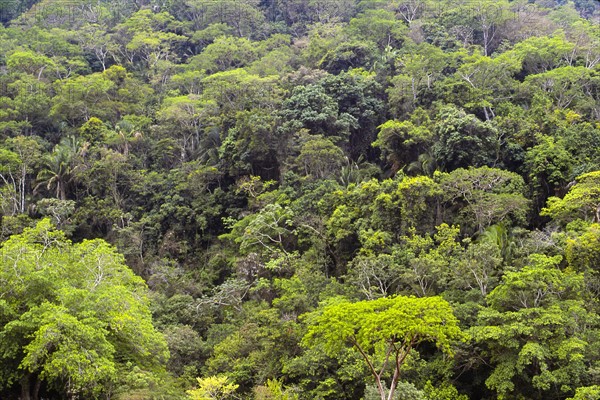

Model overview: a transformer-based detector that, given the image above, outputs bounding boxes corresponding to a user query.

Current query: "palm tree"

[109,120,142,157]
[35,137,87,200]
[407,152,437,177]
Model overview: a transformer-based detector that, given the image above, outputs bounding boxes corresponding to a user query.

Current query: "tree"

[157,94,218,163]
[221,202,296,265]
[431,106,498,171]
[0,136,43,215]
[374,116,433,175]
[35,137,86,201]
[187,375,238,400]
[50,65,152,127]
[302,295,465,400]
[187,36,259,74]
[454,238,503,298]
[254,379,299,400]
[395,175,441,233]
[78,23,113,71]
[346,9,407,50]
[181,0,266,38]
[525,135,573,213]
[0,73,53,136]
[471,254,600,400]
[279,83,356,145]
[567,386,600,400]
[0,219,168,400]
[390,43,449,116]
[111,9,185,72]
[565,223,600,299]
[438,166,529,234]
[542,171,600,224]
[511,33,575,75]
[295,135,345,180]
[525,66,597,115]
[398,224,462,297]
[453,51,521,120]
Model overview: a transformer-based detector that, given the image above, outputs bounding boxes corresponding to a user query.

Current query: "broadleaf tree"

[302,295,466,400]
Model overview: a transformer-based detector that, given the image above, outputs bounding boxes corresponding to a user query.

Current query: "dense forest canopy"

[0,0,599,398]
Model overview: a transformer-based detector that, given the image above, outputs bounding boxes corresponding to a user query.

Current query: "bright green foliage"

[0,219,168,399]
[203,306,303,392]
[157,94,218,163]
[565,223,600,300]
[542,171,600,224]
[452,51,521,118]
[347,9,406,50]
[0,139,38,216]
[438,166,529,234]
[396,176,441,233]
[50,65,152,126]
[472,254,599,399]
[511,33,576,74]
[454,238,503,298]
[35,136,85,201]
[187,375,238,400]
[115,9,185,70]
[390,43,449,116]
[374,119,433,173]
[525,66,597,114]
[303,296,466,400]
[254,379,299,400]
[221,202,296,263]
[566,386,600,400]
[6,49,56,80]
[184,0,266,38]
[0,73,53,136]
[399,224,462,296]
[525,135,573,208]
[565,223,600,271]
[280,83,356,143]
[422,381,468,400]
[189,36,259,74]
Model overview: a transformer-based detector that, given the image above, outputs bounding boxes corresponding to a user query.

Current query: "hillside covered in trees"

[0,0,599,398]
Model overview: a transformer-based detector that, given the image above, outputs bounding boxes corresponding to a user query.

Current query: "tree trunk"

[20,374,32,400]
[375,375,386,400]
[32,377,41,400]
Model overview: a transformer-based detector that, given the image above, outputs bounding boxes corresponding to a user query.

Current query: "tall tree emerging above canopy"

[0,219,168,400]
[302,295,466,400]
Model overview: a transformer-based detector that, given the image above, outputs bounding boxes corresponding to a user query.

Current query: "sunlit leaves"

[0,220,168,398]
[303,295,465,400]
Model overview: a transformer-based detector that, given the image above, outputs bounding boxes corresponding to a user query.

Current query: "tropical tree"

[35,137,86,201]
[471,254,600,400]
[438,166,529,234]
[542,170,600,224]
[0,219,168,400]
[303,295,465,400]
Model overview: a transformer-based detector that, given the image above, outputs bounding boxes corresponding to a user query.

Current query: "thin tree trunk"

[20,374,32,400]
[32,377,41,400]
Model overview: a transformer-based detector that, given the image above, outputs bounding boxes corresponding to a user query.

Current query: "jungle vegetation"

[0,0,599,399]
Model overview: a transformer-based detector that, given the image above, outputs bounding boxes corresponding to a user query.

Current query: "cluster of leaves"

[0,0,599,399]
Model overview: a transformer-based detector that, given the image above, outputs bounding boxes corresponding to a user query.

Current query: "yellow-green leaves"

[187,375,239,400]
[542,171,600,224]
[0,219,168,399]
[302,295,465,400]
[472,254,597,399]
